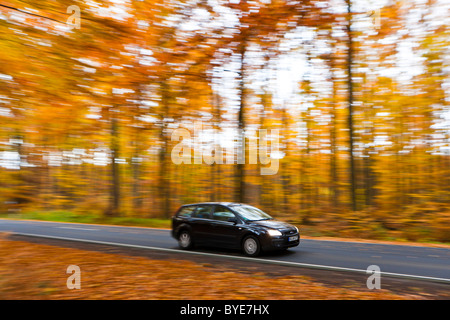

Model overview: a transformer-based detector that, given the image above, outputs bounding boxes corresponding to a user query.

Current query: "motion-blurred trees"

[0,0,449,242]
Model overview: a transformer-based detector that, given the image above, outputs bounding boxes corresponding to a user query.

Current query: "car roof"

[181,202,245,207]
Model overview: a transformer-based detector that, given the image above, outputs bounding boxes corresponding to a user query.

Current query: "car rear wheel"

[242,235,261,257]
[178,230,193,250]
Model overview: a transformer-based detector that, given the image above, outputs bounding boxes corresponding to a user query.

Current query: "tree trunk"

[158,79,171,218]
[236,39,247,203]
[105,115,120,217]
[346,0,357,211]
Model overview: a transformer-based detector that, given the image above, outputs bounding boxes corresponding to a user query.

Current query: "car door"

[208,205,242,248]
[189,204,214,243]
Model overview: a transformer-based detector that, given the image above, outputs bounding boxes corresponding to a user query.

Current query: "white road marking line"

[58,227,98,231]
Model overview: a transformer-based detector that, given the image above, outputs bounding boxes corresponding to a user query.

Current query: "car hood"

[247,219,294,230]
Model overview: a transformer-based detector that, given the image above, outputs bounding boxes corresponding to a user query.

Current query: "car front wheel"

[242,235,261,257]
[178,230,193,250]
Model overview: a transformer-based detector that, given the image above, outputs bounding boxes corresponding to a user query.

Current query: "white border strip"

[9,232,450,285]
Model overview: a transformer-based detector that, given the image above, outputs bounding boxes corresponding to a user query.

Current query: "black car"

[171,202,300,256]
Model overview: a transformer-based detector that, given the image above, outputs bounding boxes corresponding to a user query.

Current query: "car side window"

[192,205,213,219]
[177,206,196,218]
[212,206,236,222]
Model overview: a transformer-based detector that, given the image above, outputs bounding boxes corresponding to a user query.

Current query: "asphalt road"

[0,218,449,283]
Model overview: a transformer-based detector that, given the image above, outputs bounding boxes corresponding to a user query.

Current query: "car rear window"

[177,206,196,217]
[192,205,213,219]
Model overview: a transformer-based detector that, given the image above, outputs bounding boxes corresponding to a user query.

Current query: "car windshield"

[231,205,273,221]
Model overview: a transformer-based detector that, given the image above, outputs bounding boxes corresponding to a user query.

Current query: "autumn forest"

[0,0,449,242]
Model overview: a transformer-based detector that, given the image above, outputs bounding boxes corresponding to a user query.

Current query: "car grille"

[281,228,297,236]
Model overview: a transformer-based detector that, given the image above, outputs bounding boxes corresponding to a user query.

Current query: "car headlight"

[294,226,299,233]
[267,229,282,237]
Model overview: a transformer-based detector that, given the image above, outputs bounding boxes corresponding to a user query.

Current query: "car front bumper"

[261,233,300,251]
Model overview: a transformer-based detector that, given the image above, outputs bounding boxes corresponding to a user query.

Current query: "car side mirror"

[228,217,238,224]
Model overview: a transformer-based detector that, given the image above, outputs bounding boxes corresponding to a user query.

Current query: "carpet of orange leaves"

[0,234,415,300]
